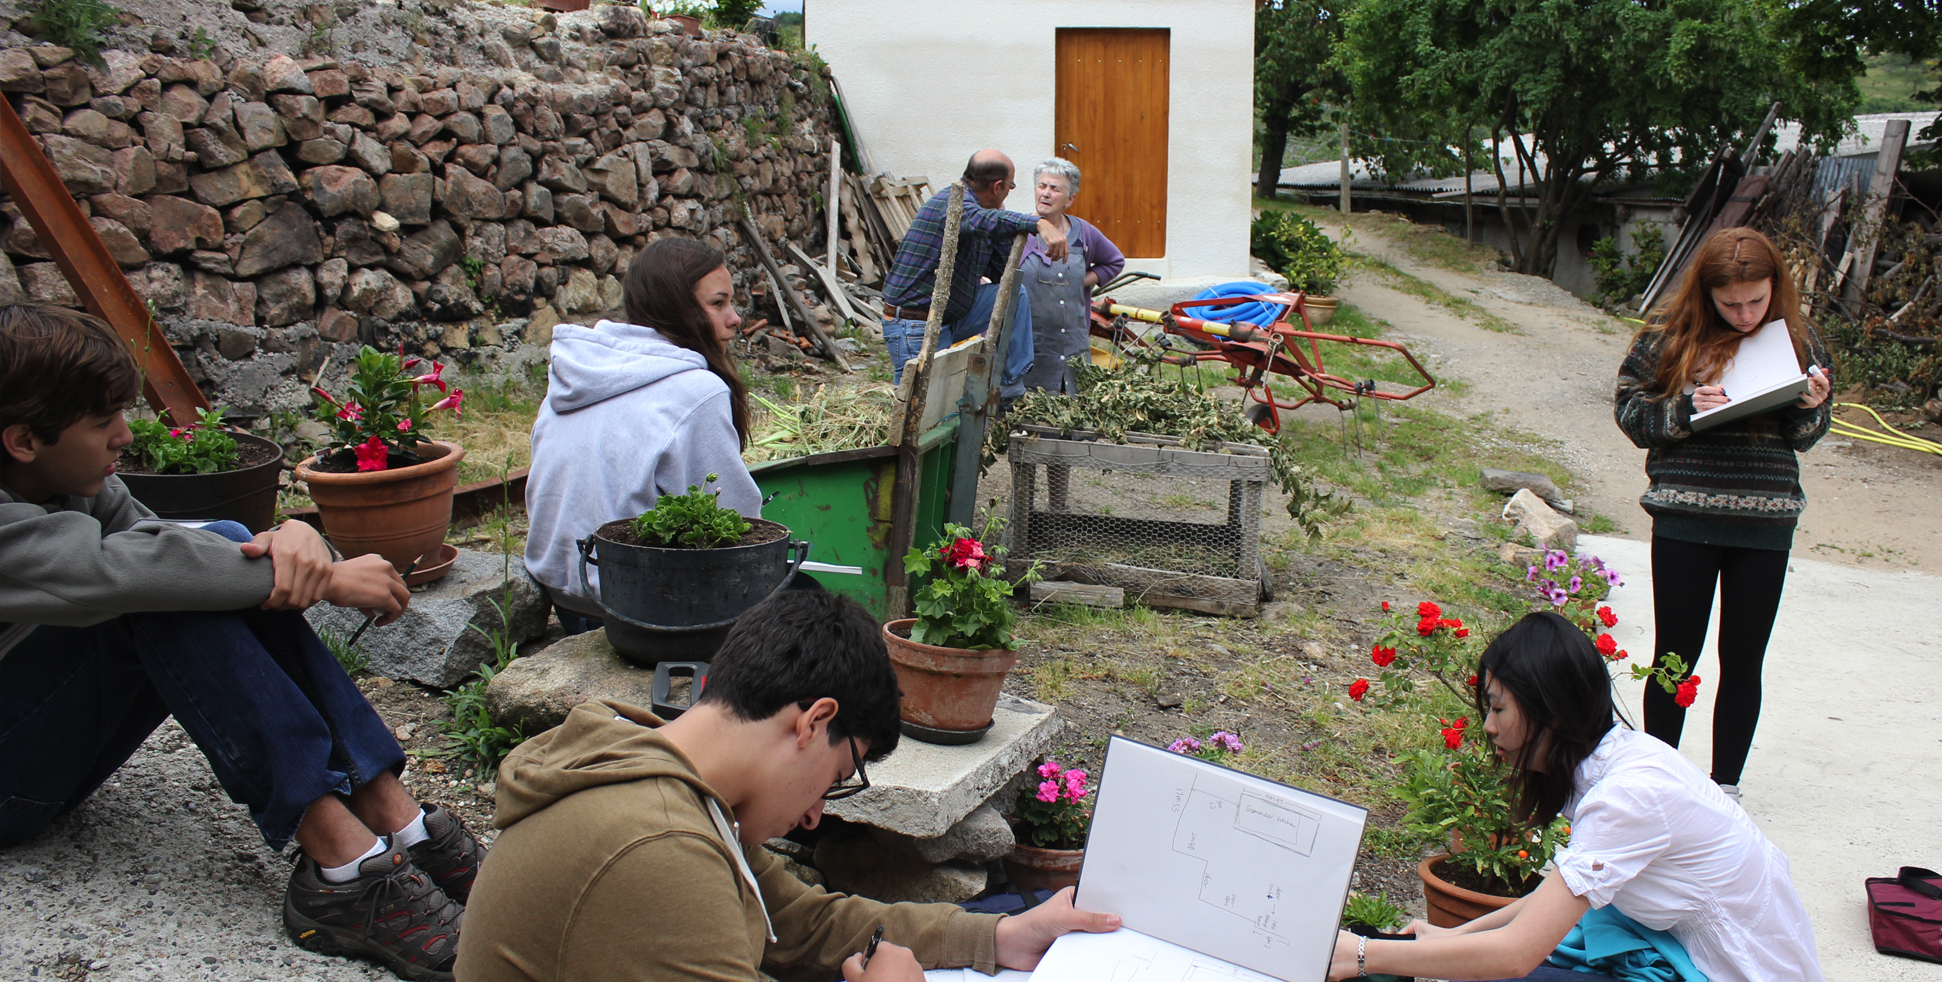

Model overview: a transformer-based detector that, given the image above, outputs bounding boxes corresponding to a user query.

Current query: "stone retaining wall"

[0,7,837,413]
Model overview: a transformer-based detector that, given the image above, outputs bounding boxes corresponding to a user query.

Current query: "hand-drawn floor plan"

[1168,781,1327,949]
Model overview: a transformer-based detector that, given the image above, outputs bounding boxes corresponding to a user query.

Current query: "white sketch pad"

[1029,928,1282,982]
[1689,319,1808,431]
[1068,737,1368,982]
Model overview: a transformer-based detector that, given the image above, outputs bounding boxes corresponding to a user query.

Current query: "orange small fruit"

[1517,850,1529,859]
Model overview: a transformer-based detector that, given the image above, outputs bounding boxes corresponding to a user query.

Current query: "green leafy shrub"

[1250,211,1346,295]
[31,0,122,67]
[631,474,752,548]
[125,407,241,474]
[902,522,1039,650]
[707,0,762,28]
[308,345,462,471]
[1588,223,1665,306]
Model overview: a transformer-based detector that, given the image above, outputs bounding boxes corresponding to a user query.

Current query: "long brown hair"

[621,237,750,447]
[1638,227,1810,397]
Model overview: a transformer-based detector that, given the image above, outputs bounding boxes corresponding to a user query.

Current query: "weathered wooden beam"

[1030,580,1125,608]
[1843,118,1911,307]
[736,216,852,372]
[0,93,206,424]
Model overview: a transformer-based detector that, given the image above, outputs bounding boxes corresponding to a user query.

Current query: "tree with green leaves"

[1775,0,1942,163]
[1255,0,1353,199]
[1341,0,1858,276]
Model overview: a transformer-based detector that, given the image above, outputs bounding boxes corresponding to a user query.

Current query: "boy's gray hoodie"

[0,475,273,660]
[524,320,760,613]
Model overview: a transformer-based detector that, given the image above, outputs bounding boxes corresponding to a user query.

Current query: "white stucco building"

[807,1,1255,281]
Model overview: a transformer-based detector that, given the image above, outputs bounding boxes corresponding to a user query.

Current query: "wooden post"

[885,184,964,617]
[1338,121,1351,215]
[826,138,842,276]
[945,232,1027,529]
[1842,118,1910,307]
[0,93,206,423]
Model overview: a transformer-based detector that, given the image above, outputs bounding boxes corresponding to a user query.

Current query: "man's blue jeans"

[0,521,404,850]
[883,281,1034,399]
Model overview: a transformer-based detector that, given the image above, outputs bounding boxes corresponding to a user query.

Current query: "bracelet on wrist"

[1357,935,1368,977]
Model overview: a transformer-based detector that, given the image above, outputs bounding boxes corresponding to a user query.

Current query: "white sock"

[319,837,389,884]
[392,810,430,850]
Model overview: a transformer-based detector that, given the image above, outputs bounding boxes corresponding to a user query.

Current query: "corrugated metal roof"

[1772,112,1935,159]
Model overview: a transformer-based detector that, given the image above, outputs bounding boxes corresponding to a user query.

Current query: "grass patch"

[423,369,545,487]
[1351,255,1518,334]
[1255,195,1502,275]
[320,627,368,675]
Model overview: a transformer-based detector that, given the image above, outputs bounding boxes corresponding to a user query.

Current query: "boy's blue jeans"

[0,521,404,851]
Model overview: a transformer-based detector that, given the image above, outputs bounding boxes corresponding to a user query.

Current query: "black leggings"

[1642,536,1790,786]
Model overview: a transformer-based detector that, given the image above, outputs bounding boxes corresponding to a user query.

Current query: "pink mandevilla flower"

[354,436,389,472]
[336,401,363,422]
[1036,780,1061,804]
[397,419,412,432]
[412,362,448,393]
[430,389,464,416]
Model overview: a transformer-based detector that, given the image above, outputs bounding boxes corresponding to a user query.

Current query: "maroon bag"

[1867,866,1942,963]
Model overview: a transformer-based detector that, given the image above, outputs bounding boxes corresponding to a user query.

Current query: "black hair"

[621,236,751,446]
[0,304,140,468]
[697,590,903,761]
[962,152,1011,192]
[1472,611,1616,826]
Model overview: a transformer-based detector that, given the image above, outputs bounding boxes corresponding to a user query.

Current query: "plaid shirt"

[882,187,1040,322]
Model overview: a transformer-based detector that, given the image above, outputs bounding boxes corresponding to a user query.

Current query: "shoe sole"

[284,896,456,982]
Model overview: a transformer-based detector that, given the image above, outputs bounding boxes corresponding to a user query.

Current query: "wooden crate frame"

[1006,428,1271,616]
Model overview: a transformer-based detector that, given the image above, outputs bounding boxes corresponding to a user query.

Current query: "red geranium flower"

[1416,616,1439,637]
[1465,674,1478,687]
[1348,678,1369,702]
[354,436,389,472]
[1455,627,1470,639]
[1595,633,1618,657]
[1441,726,1463,750]
[1597,605,1618,628]
[1417,601,1441,619]
[1380,601,1390,611]
[942,537,987,570]
[1370,644,1397,668]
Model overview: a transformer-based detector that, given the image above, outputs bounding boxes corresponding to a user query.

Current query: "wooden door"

[1055,29,1169,258]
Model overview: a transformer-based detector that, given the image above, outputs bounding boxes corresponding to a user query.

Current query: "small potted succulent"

[884,522,1040,744]
[294,345,466,584]
[1006,759,1093,892]
[116,407,285,533]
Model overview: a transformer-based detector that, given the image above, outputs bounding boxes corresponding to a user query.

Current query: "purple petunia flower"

[1569,576,1583,593]
[1526,565,1538,581]
[1546,550,1569,571]
[1549,587,1569,606]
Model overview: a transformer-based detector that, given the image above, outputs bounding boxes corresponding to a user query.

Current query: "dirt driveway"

[1322,210,1942,572]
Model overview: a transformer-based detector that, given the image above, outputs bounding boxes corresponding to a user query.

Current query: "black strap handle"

[1899,867,1942,901]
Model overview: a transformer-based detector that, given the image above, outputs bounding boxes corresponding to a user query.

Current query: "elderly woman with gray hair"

[1018,157,1125,395]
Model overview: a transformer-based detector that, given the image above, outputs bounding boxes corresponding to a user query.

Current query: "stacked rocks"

[0,11,837,413]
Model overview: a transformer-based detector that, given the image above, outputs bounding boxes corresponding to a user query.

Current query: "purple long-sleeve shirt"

[1022,215,1125,284]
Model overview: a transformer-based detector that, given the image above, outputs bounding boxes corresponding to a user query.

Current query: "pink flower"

[1036,780,1061,804]
[169,428,183,438]
[942,537,987,570]
[1038,760,1062,779]
[336,400,363,422]
[1167,736,1202,754]
[412,362,448,393]
[402,357,422,371]
[396,418,413,432]
[429,389,464,416]
[354,436,389,472]
[1210,732,1244,754]
[310,386,336,406]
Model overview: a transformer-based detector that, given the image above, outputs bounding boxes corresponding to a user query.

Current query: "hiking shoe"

[284,843,462,981]
[406,803,487,905]
[1718,783,1744,802]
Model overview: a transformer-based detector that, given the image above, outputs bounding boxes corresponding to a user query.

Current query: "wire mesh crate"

[1005,425,1273,616]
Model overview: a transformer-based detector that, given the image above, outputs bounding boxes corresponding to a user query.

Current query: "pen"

[861,925,884,969]
[346,553,424,647]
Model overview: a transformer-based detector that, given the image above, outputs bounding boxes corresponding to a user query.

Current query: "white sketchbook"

[1690,319,1809,432]
[1033,737,1368,982]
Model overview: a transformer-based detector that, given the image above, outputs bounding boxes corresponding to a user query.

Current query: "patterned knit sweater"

[1613,330,1831,551]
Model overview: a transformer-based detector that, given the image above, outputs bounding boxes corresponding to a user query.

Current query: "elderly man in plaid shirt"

[879,150,1069,393]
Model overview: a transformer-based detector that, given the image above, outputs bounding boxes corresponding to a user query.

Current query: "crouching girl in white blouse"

[1330,611,1822,982]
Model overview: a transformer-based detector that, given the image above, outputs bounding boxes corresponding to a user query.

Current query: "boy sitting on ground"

[455,589,1119,981]
[0,304,485,982]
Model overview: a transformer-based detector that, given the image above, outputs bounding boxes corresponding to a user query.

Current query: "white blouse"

[1553,727,1823,982]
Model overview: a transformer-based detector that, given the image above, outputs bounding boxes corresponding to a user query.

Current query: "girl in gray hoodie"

[525,238,761,625]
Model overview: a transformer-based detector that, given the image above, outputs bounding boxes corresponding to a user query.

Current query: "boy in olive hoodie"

[0,305,484,981]
[456,590,1120,982]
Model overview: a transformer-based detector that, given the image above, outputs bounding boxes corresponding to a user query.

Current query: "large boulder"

[305,549,547,689]
[233,201,324,277]
[1503,488,1578,552]
[486,629,661,736]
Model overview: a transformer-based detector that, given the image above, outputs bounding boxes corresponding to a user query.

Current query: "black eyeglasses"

[822,737,870,801]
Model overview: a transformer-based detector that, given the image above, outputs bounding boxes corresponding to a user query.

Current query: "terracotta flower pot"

[667,13,702,36]
[1417,853,1517,928]
[295,441,463,585]
[1005,842,1084,892]
[1302,295,1339,327]
[881,618,1016,743]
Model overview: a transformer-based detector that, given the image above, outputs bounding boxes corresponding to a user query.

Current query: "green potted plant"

[1006,759,1093,891]
[578,474,805,664]
[1340,891,1415,982]
[1249,211,1346,325]
[885,522,1041,744]
[116,407,286,533]
[294,345,466,585]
